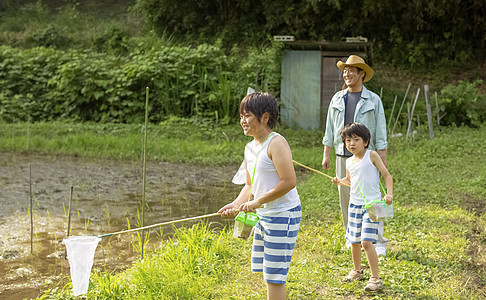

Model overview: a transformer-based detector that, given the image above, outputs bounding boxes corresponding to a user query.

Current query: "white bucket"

[62,236,101,296]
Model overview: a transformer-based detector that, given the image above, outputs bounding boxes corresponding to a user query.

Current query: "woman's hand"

[218,202,239,218]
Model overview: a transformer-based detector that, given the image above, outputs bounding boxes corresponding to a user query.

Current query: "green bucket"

[233,211,259,240]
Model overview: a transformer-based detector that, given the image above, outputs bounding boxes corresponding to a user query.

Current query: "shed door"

[320,56,347,128]
[281,50,321,130]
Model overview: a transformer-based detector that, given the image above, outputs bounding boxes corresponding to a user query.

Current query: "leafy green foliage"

[0,42,282,123]
[134,0,485,69]
[439,80,485,127]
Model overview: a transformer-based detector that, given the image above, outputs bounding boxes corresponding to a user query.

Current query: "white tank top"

[245,132,300,215]
[346,150,381,205]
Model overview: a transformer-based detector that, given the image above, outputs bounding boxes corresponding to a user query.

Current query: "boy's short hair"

[340,122,371,148]
[239,92,278,129]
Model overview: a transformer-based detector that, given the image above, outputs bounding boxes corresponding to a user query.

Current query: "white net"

[62,236,101,296]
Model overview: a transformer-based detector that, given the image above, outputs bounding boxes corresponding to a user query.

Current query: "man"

[322,55,388,255]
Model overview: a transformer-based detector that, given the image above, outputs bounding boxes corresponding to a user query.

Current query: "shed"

[280,38,370,130]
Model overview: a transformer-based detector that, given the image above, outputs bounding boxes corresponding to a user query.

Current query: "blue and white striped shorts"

[347,203,379,244]
[251,205,301,285]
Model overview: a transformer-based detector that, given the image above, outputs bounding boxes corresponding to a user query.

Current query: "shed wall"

[280,50,321,130]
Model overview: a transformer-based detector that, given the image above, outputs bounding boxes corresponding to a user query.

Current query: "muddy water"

[0,153,243,299]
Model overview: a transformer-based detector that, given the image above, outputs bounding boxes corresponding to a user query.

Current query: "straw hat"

[337,55,374,82]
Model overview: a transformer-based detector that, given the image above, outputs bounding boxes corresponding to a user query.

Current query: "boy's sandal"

[343,269,364,282]
[364,277,383,291]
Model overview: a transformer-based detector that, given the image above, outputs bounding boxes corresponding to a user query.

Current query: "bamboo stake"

[434,91,440,125]
[30,165,33,254]
[67,186,73,237]
[387,95,398,134]
[141,87,149,259]
[424,84,434,140]
[392,83,411,134]
[406,88,420,139]
[65,186,73,259]
[28,114,33,254]
[292,160,350,187]
[98,212,221,238]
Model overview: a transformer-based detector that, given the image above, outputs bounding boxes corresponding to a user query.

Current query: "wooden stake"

[141,87,149,259]
[30,165,33,254]
[67,186,73,237]
[388,95,398,134]
[28,114,33,254]
[435,91,440,125]
[406,88,420,139]
[392,83,411,134]
[424,85,434,140]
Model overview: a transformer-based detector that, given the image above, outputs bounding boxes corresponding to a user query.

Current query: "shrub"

[438,80,485,127]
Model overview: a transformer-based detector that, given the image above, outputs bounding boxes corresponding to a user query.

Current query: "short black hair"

[239,92,278,129]
[340,122,371,148]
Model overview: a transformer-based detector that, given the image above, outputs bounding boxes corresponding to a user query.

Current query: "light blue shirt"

[322,86,387,155]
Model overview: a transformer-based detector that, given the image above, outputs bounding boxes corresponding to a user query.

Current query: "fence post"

[435,91,440,125]
[387,95,397,135]
[392,83,411,135]
[406,88,420,140]
[424,85,434,140]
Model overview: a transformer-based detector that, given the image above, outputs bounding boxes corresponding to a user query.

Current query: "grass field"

[2,121,484,299]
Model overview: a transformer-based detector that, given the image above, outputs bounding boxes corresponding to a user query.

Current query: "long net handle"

[98,212,220,238]
[292,160,350,187]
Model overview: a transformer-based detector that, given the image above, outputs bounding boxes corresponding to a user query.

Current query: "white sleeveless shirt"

[346,149,381,205]
[244,132,300,215]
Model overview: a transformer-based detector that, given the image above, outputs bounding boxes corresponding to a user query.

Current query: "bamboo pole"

[65,186,73,259]
[98,212,221,238]
[424,84,434,140]
[292,160,350,187]
[30,165,33,254]
[28,114,33,254]
[435,91,440,125]
[141,87,149,259]
[392,83,411,134]
[387,95,398,134]
[406,88,420,139]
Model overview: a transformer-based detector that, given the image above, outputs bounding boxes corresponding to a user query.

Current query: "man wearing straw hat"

[321,55,388,255]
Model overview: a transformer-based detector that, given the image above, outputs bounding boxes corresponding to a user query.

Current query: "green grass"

[8,121,485,299]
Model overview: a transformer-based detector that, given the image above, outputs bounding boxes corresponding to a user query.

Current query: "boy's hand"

[332,177,340,185]
[218,203,239,218]
[383,194,393,205]
[239,200,259,213]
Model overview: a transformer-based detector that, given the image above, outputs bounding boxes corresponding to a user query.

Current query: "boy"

[218,92,301,300]
[332,122,393,291]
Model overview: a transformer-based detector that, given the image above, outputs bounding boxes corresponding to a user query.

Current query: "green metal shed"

[280,39,370,130]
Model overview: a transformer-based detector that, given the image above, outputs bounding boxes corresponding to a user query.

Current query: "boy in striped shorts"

[219,92,301,300]
[332,123,393,291]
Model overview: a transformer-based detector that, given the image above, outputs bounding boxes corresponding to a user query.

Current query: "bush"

[0,42,282,123]
[438,80,485,127]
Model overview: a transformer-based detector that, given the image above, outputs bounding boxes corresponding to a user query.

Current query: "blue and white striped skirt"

[251,205,301,284]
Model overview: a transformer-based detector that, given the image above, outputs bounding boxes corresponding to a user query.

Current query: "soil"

[0,152,242,299]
